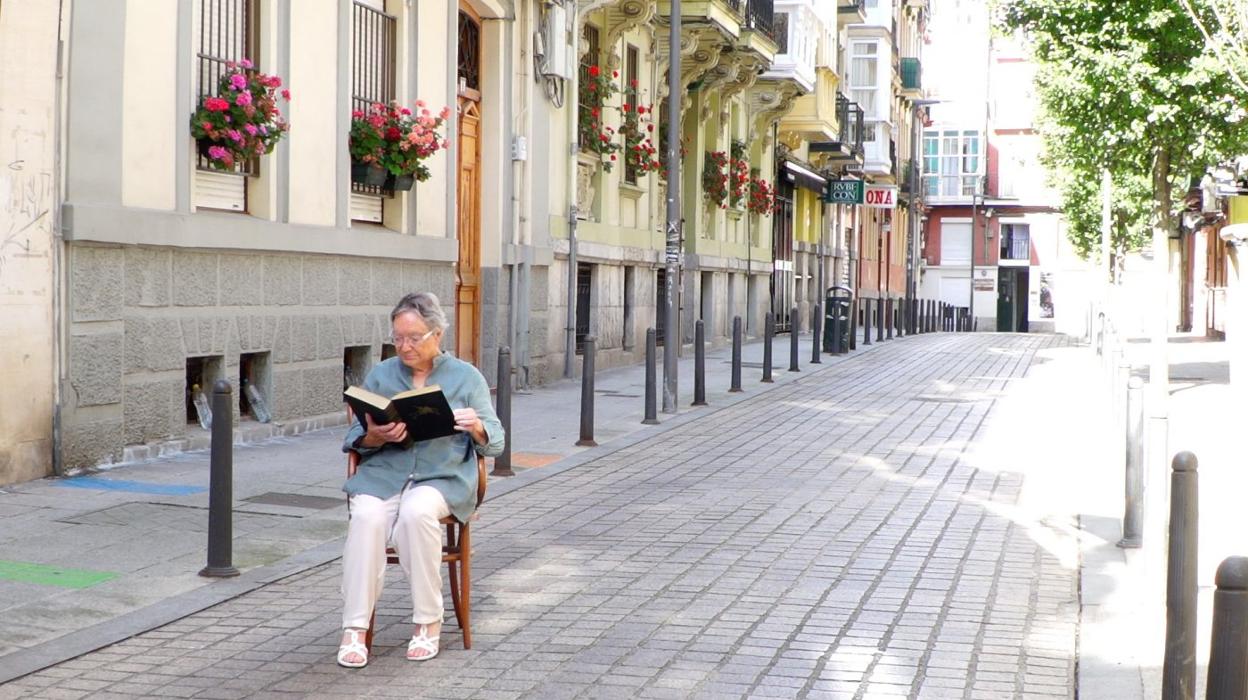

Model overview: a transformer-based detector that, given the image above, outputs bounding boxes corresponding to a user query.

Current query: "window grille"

[351,1,397,200]
[624,44,640,184]
[196,0,257,177]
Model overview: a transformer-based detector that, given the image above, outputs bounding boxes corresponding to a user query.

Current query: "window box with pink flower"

[348,101,450,194]
[189,60,289,176]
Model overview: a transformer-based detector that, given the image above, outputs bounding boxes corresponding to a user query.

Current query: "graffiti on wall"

[0,137,53,289]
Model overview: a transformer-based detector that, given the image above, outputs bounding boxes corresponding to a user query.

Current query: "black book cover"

[343,384,458,448]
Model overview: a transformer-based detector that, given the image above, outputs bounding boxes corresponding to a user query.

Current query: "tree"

[999,0,1248,259]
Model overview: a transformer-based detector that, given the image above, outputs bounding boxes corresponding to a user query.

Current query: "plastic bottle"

[242,378,272,423]
[191,383,213,430]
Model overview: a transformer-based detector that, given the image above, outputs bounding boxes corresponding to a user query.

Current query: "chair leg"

[460,524,472,649]
[446,523,463,633]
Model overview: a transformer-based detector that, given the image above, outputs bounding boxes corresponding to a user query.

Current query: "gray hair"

[390,292,448,331]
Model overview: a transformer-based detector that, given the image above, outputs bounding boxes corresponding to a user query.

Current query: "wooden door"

[455,8,482,366]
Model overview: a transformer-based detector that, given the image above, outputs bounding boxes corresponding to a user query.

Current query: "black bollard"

[789,306,801,372]
[1163,451,1199,700]
[810,304,822,364]
[694,319,709,404]
[491,347,515,476]
[762,312,774,383]
[927,300,934,333]
[829,299,842,354]
[918,299,925,333]
[643,329,658,424]
[200,380,239,578]
[941,303,947,332]
[730,316,743,392]
[1207,556,1248,700]
[576,336,597,446]
[876,297,885,342]
[883,299,891,340]
[863,298,872,346]
[849,299,858,350]
[1119,377,1143,547]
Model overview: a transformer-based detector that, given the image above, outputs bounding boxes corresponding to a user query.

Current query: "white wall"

[0,0,59,484]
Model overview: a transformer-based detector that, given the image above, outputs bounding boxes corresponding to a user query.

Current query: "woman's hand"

[453,407,488,445]
[360,413,408,448]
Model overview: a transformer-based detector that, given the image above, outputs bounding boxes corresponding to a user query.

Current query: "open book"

[343,384,458,449]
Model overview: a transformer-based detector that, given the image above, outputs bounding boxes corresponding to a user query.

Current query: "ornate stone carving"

[748,79,806,141]
[576,153,600,222]
[603,0,657,70]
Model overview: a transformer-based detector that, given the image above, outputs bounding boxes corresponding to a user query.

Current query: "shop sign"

[824,179,864,204]
[863,185,898,209]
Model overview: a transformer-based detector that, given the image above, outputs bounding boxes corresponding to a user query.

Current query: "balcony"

[765,2,821,92]
[737,0,779,60]
[809,93,864,166]
[900,57,921,96]
[837,0,866,26]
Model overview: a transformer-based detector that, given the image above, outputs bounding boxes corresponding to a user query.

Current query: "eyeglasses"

[387,329,438,348]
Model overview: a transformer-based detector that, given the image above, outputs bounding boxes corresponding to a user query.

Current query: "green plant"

[747,169,777,215]
[729,140,750,207]
[189,60,290,171]
[620,81,660,178]
[579,64,621,171]
[703,150,730,208]
[349,100,451,181]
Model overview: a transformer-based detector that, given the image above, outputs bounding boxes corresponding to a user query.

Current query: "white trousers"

[341,485,450,630]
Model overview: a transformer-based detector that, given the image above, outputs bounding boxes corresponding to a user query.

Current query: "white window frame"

[849,41,879,122]
[921,128,983,200]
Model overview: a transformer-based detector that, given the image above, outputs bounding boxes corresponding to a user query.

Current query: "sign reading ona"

[824,179,864,204]
[864,185,898,209]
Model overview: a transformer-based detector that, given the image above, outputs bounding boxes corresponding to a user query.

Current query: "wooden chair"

[346,411,487,652]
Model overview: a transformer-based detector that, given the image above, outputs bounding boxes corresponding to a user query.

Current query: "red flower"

[630,79,638,88]
[636,106,646,115]
[385,126,402,141]
[612,71,619,78]
[281,89,291,100]
[591,107,600,117]
[622,104,631,113]
[647,124,654,132]
[588,65,600,78]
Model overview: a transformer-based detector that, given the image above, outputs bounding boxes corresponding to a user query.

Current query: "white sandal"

[337,628,369,668]
[406,624,439,661]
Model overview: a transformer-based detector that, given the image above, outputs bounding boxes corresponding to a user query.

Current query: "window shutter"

[194,171,246,212]
[940,221,971,265]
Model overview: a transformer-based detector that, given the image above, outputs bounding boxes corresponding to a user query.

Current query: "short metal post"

[829,299,842,354]
[491,347,515,476]
[810,304,822,364]
[729,316,743,392]
[849,299,858,350]
[200,380,239,578]
[694,319,709,403]
[1207,556,1248,700]
[876,298,885,341]
[576,336,597,446]
[863,298,872,346]
[928,300,935,332]
[1163,451,1199,700]
[789,306,801,371]
[643,329,658,424]
[885,299,894,340]
[762,312,774,383]
[1119,376,1143,547]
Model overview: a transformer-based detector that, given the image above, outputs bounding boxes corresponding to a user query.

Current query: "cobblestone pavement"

[2,333,1080,700]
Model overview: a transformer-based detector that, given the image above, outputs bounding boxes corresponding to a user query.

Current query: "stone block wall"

[63,242,455,470]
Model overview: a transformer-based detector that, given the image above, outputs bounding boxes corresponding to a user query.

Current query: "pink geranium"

[190,65,290,172]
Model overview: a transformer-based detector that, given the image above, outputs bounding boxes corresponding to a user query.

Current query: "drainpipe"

[50,0,69,477]
[563,0,579,378]
[484,3,516,385]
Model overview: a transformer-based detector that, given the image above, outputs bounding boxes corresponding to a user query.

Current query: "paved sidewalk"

[0,325,872,681]
[1,331,1085,699]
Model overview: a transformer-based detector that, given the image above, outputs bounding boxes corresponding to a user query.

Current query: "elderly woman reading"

[337,292,504,667]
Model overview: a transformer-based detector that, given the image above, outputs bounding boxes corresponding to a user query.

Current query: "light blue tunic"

[342,352,505,523]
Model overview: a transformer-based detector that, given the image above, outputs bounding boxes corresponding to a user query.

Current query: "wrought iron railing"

[746,0,776,43]
[351,1,398,197]
[837,0,866,15]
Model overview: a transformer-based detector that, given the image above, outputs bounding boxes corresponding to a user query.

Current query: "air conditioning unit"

[540,1,571,80]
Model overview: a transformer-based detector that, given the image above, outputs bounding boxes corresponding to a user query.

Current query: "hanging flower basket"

[351,161,389,186]
[349,100,451,189]
[388,174,416,192]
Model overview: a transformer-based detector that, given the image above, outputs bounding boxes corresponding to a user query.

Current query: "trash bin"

[823,286,853,354]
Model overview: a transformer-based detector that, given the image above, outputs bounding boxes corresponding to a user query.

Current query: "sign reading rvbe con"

[863,185,898,209]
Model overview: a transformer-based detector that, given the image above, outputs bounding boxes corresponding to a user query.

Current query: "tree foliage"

[998,0,1248,259]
